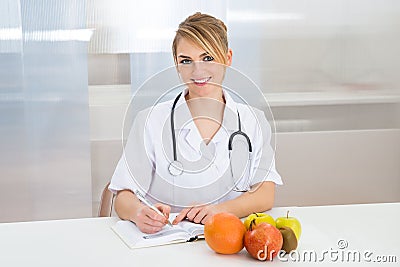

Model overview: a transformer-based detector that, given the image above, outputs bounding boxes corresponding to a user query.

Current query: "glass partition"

[227,0,400,132]
[0,0,92,222]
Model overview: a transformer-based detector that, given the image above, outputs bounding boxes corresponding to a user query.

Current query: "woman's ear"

[226,49,233,66]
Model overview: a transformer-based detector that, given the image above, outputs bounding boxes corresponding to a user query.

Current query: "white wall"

[274,129,400,207]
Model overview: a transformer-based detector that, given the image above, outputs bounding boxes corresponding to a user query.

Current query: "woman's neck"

[185,90,226,144]
[185,90,225,103]
[185,90,225,116]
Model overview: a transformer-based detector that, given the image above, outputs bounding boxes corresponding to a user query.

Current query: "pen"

[134,190,173,227]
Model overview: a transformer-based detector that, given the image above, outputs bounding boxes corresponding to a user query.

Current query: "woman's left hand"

[172,204,224,225]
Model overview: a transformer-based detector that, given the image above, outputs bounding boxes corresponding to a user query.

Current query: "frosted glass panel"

[228,0,400,93]
[0,0,22,54]
[0,0,91,222]
[227,0,400,132]
[130,53,173,93]
[88,0,227,53]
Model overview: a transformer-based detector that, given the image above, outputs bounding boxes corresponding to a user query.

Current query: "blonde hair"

[172,12,229,65]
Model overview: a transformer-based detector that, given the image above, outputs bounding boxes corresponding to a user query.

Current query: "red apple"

[244,222,283,261]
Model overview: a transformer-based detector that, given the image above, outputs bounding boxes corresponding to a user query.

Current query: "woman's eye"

[203,55,214,62]
[180,59,192,64]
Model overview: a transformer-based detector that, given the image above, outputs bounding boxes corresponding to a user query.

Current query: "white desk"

[1,203,399,266]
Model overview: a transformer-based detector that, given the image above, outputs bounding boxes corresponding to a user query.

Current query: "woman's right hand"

[133,203,171,234]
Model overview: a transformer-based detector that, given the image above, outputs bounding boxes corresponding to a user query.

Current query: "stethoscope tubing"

[168,92,252,192]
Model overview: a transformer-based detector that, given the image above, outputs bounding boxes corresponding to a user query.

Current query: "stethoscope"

[168,92,253,192]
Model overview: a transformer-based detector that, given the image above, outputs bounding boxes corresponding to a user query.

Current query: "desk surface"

[1,203,399,266]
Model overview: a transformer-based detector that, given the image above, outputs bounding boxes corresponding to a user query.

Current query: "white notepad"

[111,214,204,249]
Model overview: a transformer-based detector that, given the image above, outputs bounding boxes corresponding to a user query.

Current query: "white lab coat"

[109,89,282,211]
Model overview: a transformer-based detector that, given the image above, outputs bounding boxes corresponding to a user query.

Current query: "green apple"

[244,212,276,230]
[275,211,301,240]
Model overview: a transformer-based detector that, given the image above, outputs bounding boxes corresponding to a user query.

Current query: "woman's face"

[175,38,232,99]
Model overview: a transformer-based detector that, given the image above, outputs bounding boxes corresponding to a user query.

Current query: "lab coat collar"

[173,88,239,152]
[221,89,239,132]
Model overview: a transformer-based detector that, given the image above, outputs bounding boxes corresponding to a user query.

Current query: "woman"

[109,12,282,234]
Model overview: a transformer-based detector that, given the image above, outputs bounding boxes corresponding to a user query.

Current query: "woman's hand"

[134,203,171,234]
[172,204,223,225]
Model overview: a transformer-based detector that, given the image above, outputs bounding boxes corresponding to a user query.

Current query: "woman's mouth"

[191,77,211,86]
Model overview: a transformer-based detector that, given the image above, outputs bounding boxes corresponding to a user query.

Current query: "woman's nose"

[192,61,206,74]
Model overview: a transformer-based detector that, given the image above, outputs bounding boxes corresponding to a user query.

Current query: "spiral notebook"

[111,214,204,249]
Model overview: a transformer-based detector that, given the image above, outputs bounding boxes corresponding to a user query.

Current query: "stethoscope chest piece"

[168,160,184,176]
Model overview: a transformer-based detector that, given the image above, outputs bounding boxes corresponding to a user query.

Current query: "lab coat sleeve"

[108,108,155,195]
[250,109,283,186]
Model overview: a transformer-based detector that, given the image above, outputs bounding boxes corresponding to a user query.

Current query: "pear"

[279,226,298,253]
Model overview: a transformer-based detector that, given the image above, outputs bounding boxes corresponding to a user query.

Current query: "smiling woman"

[109,12,282,234]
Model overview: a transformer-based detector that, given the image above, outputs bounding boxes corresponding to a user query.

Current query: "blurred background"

[1,0,399,222]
